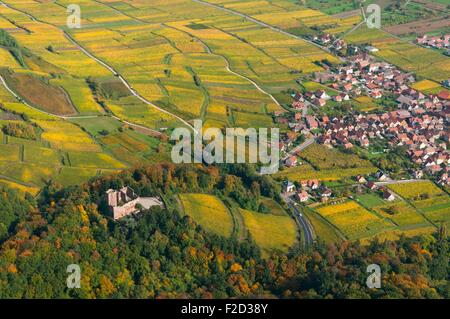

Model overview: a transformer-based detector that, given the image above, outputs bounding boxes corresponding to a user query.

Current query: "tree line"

[0,163,447,298]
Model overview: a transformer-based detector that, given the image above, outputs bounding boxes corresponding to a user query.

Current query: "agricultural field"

[0,144,20,162]
[299,144,374,170]
[67,151,126,169]
[302,0,448,33]
[410,79,444,93]
[388,180,446,200]
[372,201,431,228]
[179,193,234,238]
[353,96,383,112]
[0,111,166,192]
[276,162,377,182]
[205,0,362,35]
[259,197,286,216]
[310,180,447,243]
[0,178,40,196]
[0,0,348,129]
[68,116,123,138]
[388,181,450,227]
[239,208,298,255]
[304,0,361,15]
[55,167,101,187]
[50,76,105,115]
[315,200,394,240]
[0,48,21,69]
[355,193,386,208]
[345,26,450,82]
[276,144,377,182]
[23,145,63,166]
[0,70,77,116]
[35,120,102,152]
[304,208,343,244]
[179,193,298,253]
[360,225,438,243]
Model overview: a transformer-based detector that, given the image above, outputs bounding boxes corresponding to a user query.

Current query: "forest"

[0,163,448,298]
[0,29,26,67]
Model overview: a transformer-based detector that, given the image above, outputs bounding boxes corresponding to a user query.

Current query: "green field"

[276,144,377,182]
[345,26,450,82]
[355,194,386,208]
[67,151,126,169]
[310,181,445,243]
[260,197,286,216]
[315,200,394,240]
[179,193,299,254]
[69,117,123,137]
[55,167,101,187]
[304,208,343,244]
[179,193,234,238]
[239,208,298,255]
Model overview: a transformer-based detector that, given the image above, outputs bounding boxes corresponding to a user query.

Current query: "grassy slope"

[179,193,234,238]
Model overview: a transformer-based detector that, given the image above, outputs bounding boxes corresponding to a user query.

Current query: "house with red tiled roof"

[438,91,450,100]
[297,191,309,203]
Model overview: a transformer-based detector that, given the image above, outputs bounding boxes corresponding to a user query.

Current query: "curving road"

[199,37,282,108]
[282,138,315,161]
[282,194,314,247]
[1,71,163,137]
[0,74,103,119]
[166,23,282,108]
[62,32,197,133]
[0,0,196,133]
[192,0,339,57]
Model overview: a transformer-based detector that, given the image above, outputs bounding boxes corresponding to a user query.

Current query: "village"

[416,34,450,55]
[277,42,449,206]
[282,170,398,205]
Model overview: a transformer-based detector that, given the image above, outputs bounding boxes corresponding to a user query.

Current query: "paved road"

[375,179,421,186]
[0,0,196,133]
[282,138,314,161]
[192,0,343,60]
[62,32,197,133]
[164,23,282,108]
[1,72,163,136]
[282,194,314,247]
[0,74,103,119]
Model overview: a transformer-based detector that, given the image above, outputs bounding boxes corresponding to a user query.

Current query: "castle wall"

[112,199,139,220]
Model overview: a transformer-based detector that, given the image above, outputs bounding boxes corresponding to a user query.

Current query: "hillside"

[0,164,448,299]
[0,0,448,301]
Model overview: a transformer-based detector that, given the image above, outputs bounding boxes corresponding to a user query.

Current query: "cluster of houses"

[313,53,416,101]
[282,52,410,116]
[311,33,337,46]
[278,53,450,186]
[283,180,333,203]
[310,33,363,55]
[285,53,418,118]
[283,171,400,206]
[416,34,450,52]
[288,100,449,183]
[290,89,337,110]
[356,173,396,202]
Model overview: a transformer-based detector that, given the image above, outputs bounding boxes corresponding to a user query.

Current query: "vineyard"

[276,144,377,182]
[179,193,298,255]
[345,26,450,82]
[315,200,393,240]
[179,193,234,238]
[388,181,450,228]
[0,0,359,192]
[307,180,449,242]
